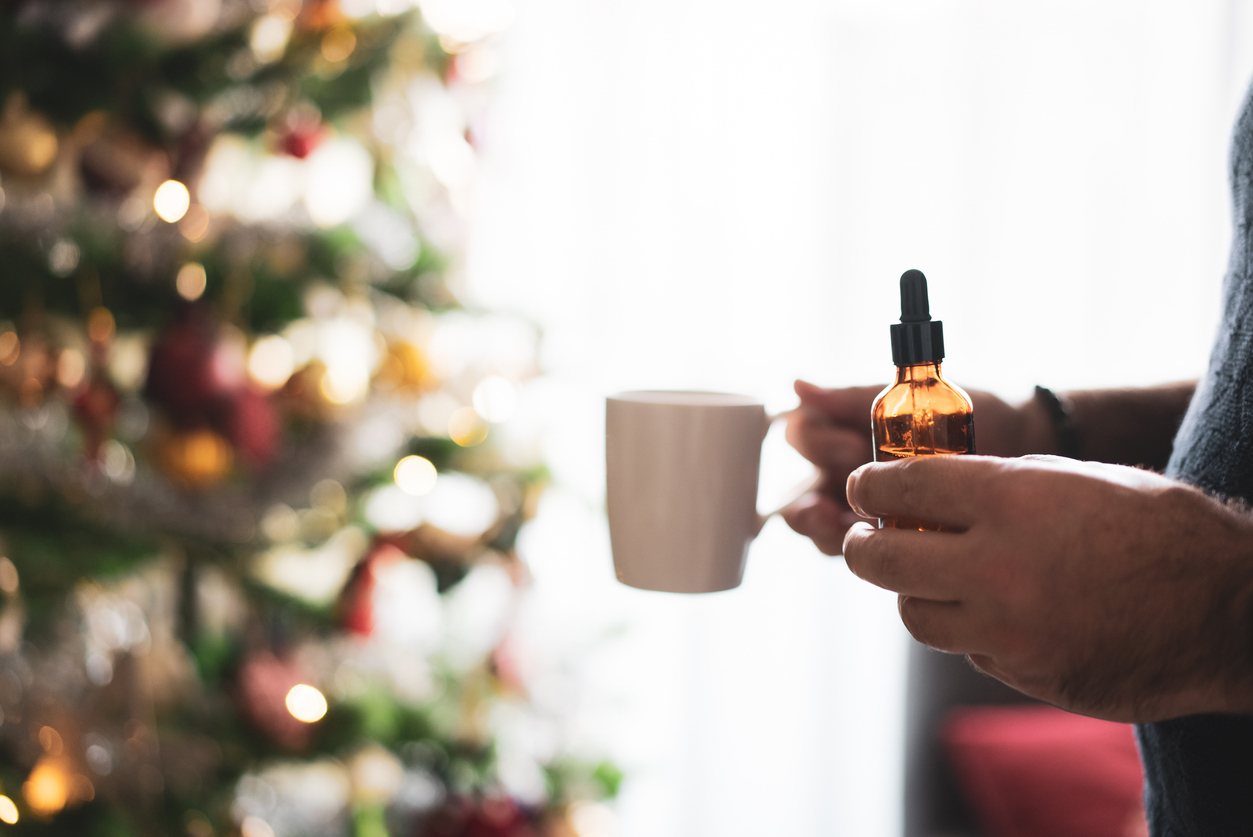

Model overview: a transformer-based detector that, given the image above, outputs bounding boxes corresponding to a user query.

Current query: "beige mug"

[606,390,798,594]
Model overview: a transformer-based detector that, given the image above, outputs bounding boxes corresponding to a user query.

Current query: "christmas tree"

[0,1,617,834]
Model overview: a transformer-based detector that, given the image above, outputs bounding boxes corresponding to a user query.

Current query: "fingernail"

[846,466,865,517]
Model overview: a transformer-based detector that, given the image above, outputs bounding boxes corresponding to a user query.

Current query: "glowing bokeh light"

[320,364,369,404]
[448,407,488,447]
[176,263,208,301]
[56,348,85,388]
[0,331,18,366]
[38,726,63,756]
[166,430,234,488]
[153,180,191,223]
[304,138,374,227]
[250,14,292,63]
[393,455,437,497]
[320,27,356,62]
[0,794,17,824]
[241,816,276,837]
[285,684,328,723]
[87,308,115,343]
[422,472,498,537]
[471,375,517,423]
[179,204,211,242]
[23,758,68,815]
[0,557,19,594]
[247,335,296,389]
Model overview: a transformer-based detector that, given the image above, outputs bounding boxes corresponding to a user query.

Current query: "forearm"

[1063,383,1197,470]
[973,381,1196,470]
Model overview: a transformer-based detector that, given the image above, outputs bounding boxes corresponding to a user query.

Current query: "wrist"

[1017,393,1062,457]
[1033,386,1081,458]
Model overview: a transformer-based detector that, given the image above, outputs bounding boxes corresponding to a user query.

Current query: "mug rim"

[607,390,762,407]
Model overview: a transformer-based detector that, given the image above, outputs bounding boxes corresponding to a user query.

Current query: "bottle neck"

[894,362,943,384]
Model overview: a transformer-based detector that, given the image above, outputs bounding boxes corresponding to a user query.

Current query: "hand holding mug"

[781,380,883,554]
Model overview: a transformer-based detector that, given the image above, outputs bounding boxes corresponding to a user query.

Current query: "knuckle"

[897,596,936,646]
[841,526,871,569]
[865,534,901,586]
[817,537,845,557]
[893,457,932,507]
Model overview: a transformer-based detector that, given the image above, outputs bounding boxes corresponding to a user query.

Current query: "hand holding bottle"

[786,269,1026,546]
[784,380,1034,549]
[842,454,1253,722]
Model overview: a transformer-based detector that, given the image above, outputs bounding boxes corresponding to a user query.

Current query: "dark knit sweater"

[1135,78,1253,836]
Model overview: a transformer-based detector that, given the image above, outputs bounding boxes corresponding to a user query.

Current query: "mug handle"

[752,409,820,536]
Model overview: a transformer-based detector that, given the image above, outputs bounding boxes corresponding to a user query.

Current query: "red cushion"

[941,704,1147,837]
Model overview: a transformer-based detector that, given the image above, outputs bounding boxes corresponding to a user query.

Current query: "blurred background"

[2,1,1253,836]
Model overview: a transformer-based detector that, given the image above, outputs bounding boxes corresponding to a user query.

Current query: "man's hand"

[781,380,883,554]
[782,379,1031,553]
[843,454,1253,722]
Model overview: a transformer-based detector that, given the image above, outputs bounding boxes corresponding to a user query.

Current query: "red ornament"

[72,376,121,460]
[225,386,280,469]
[338,542,407,637]
[235,651,314,751]
[144,311,224,427]
[280,125,325,160]
[419,796,537,837]
[466,797,536,837]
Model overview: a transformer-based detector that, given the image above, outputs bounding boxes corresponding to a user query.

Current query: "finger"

[846,456,1003,530]
[781,492,862,555]
[785,415,870,475]
[966,653,1011,684]
[842,523,966,601]
[794,380,884,426]
[897,596,980,655]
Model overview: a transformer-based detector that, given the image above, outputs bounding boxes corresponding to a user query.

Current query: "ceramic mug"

[606,390,796,593]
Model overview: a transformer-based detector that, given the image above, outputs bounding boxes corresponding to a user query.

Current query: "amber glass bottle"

[871,270,974,530]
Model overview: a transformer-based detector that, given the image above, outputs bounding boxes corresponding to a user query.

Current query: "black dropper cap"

[890,269,945,366]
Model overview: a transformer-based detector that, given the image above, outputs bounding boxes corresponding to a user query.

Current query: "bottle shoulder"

[873,368,973,419]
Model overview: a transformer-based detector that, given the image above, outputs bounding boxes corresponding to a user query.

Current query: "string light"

[320,365,369,404]
[472,375,517,422]
[285,684,328,723]
[39,726,63,756]
[241,816,276,837]
[0,794,17,824]
[0,557,18,594]
[56,348,85,388]
[24,757,68,816]
[176,263,208,301]
[250,15,292,63]
[247,336,296,390]
[0,331,17,366]
[153,180,191,223]
[448,407,488,447]
[87,308,115,343]
[320,27,356,63]
[393,455,437,496]
[179,205,211,242]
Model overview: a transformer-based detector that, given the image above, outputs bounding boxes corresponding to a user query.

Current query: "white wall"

[469,2,1253,834]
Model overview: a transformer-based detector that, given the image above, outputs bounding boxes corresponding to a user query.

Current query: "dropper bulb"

[899,269,930,322]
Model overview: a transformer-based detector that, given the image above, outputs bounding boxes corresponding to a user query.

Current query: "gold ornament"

[0,93,58,177]
[374,340,432,392]
[157,428,234,489]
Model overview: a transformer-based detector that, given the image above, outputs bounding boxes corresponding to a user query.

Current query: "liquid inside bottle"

[871,269,975,531]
